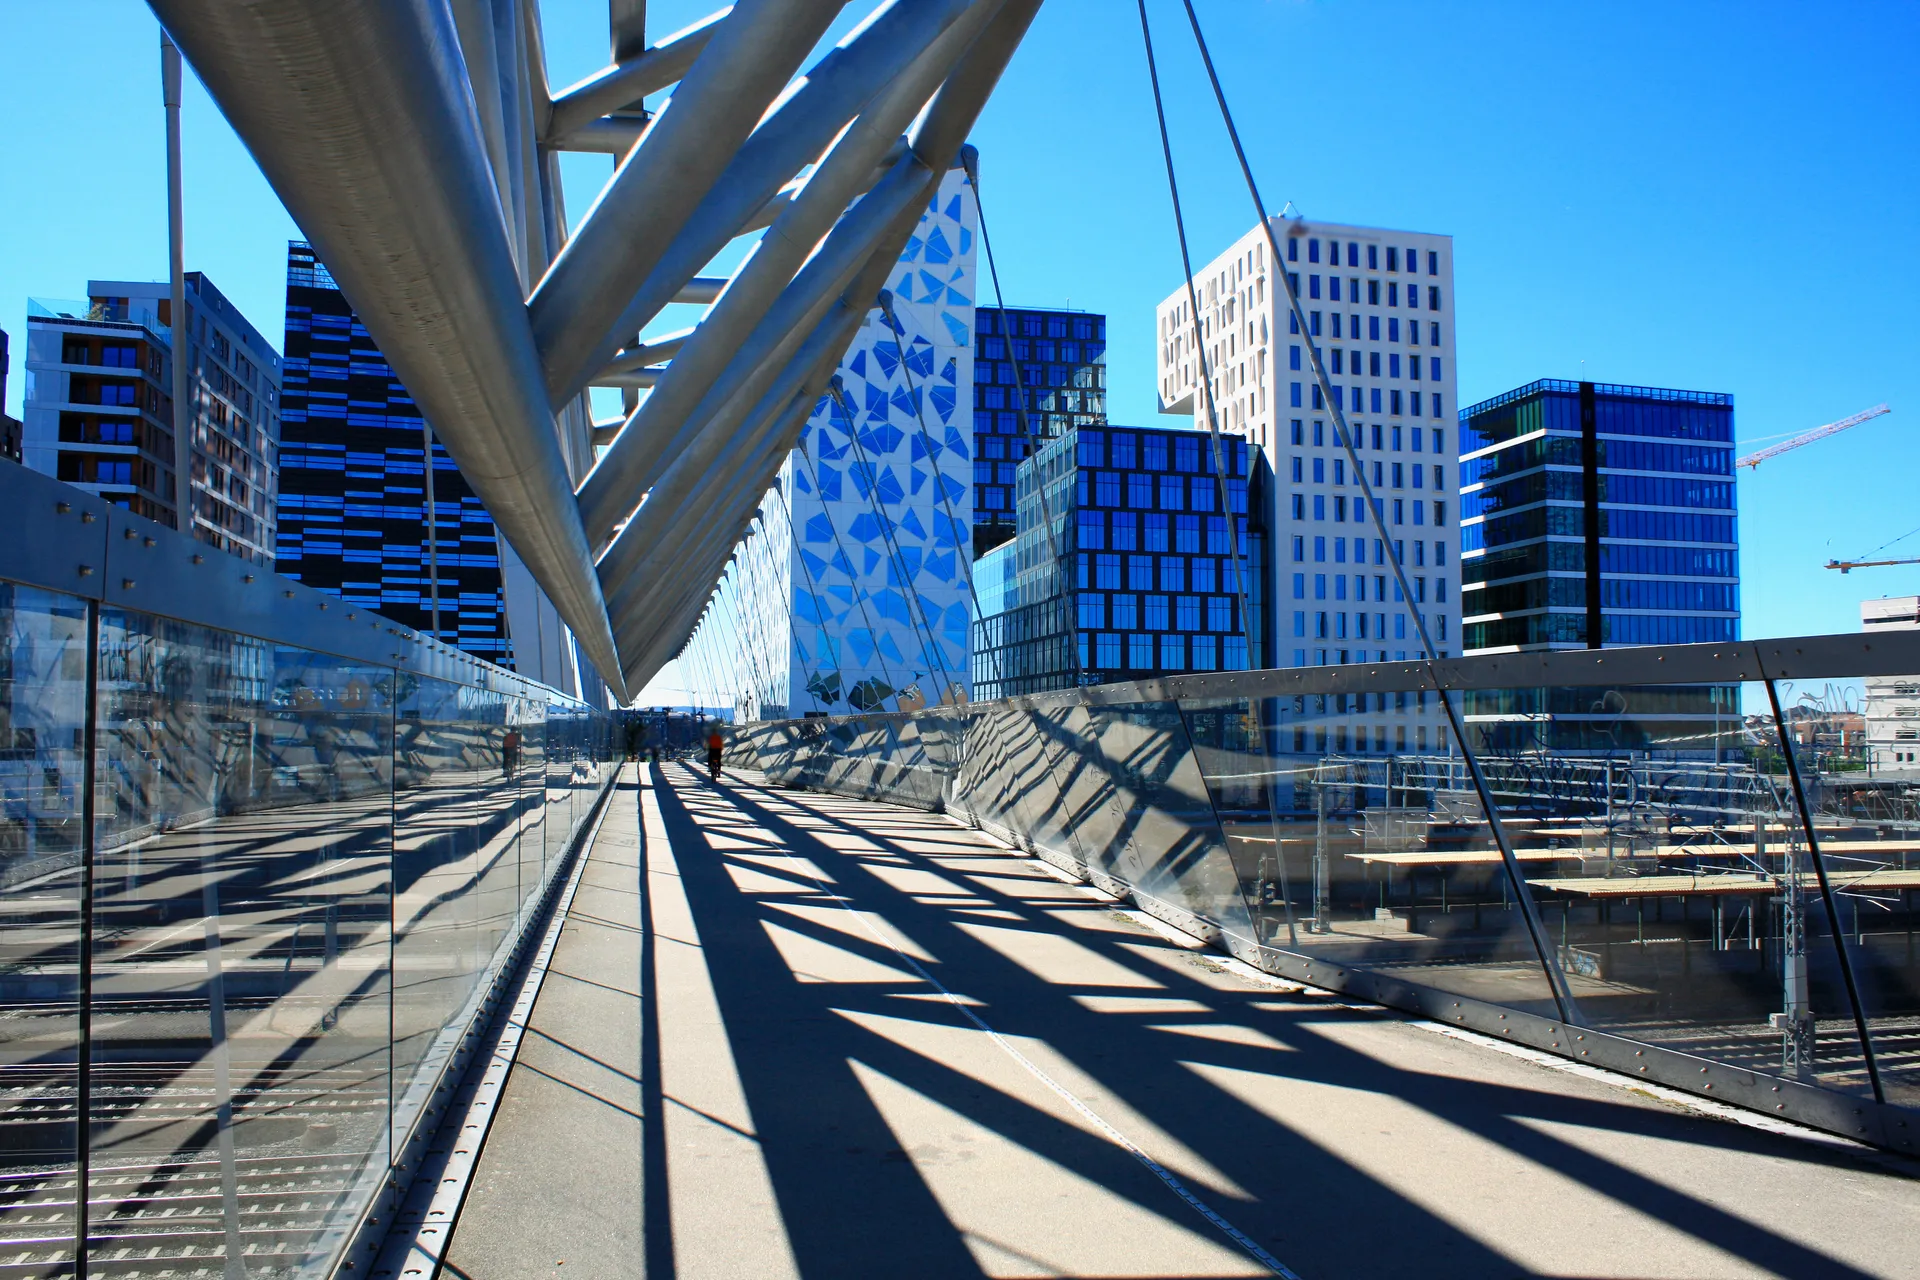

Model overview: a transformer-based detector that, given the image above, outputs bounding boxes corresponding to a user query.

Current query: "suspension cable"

[1136,0,1299,948]
[1166,0,1579,1020]
[964,153,1080,695]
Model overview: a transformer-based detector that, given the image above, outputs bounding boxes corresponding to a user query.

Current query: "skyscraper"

[972,306,1105,557]
[1156,219,1459,666]
[1458,379,1739,653]
[276,242,511,663]
[20,276,281,561]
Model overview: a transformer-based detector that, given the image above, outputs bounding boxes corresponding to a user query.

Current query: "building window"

[1097,633,1121,667]
[1129,633,1153,668]
[1112,594,1138,629]
[1429,286,1442,311]
[1289,345,1301,371]
[1291,494,1304,519]
[1292,535,1304,561]
[1430,357,1442,381]
[1146,595,1170,630]
[1288,237,1298,262]
[1291,382,1302,408]
[1192,634,1218,670]
[1161,634,1186,669]
[1293,610,1306,637]
[1313,495,1325,520]
[1314,537,1326,562]
[1129,555,1154,590]
[1290,419,1304,445]
[1428,250,1439,276]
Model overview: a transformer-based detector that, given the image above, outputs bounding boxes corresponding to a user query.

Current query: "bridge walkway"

[440,762,1920,1279]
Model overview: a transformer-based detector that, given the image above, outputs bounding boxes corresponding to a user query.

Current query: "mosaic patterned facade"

[702,168,977,719]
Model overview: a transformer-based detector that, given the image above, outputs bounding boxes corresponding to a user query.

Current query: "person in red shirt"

[706,726,724,783]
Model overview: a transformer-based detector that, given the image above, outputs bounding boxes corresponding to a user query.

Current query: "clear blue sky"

[3,1,1917,648]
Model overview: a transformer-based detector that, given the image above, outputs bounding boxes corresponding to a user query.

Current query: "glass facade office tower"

[21,277,281,562]
[972,307,1106,557]
[972,423,1266,699]
[1459,379,1739,652]
[1458,380,1739,755]
[277,242,511,663]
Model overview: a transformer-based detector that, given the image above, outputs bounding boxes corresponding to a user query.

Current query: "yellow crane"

[1736,403,1890,470]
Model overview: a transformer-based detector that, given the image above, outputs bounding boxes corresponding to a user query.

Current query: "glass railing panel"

[1458,676,1879,1090]
[0,584,88,1273]
[1178,680,1565,1014]
[1076,697,1254,946]
[511,697,545,929]
[1778,670,1920,1108]
[391,676,487,1140]
[468,686,521,996]
[90,608,395,1277]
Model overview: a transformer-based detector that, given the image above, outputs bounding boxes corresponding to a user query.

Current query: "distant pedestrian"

[706,726,724,783]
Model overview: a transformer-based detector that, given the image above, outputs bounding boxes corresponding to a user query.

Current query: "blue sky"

[3,1,1917,653]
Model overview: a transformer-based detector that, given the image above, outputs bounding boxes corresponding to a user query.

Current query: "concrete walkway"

[443,762,1920,1279]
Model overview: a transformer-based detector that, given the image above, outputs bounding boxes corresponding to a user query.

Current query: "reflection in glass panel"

[1462,678,1872,1095]
[0,584,87,1275]
[1784,671,1920,1107]
[1183,686,1565,1013]
[90,611,395,1276]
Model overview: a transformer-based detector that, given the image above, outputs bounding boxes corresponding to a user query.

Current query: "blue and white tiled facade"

[710,168,977,719]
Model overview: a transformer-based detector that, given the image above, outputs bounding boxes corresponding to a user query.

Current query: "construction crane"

[1827,556,1920,574]
[1737,403,1890,469]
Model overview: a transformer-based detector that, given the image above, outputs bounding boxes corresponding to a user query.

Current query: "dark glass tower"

[277,242,511,664]
[1459,379,1739,652]
[1459,379,1739,754]
[971,307,1106,558]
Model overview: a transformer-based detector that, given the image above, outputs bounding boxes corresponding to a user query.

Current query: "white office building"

[1863,596,1920,770]
[1155,217,1458,750]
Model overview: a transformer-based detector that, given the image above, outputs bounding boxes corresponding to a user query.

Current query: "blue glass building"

[972,307,1105,557]
[276,242,511,663]
[1459,379,1739,653]
[1459,379,1739,754]
[972,423,1267,699]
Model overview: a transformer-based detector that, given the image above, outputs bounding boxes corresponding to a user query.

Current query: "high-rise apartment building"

[1156,218,1459,669]
[972,422,1267,699]
[276,242,511,663]
[972,306,1106,557]
[21,277,280,561]
[1458,379,1739,653]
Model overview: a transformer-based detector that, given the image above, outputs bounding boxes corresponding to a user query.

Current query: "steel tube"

[576,0,970,407]
[151,0,627,695]
[528,0,845,403]
[580,154,936,546]
[162,35,191,544]
[546,7,726,140]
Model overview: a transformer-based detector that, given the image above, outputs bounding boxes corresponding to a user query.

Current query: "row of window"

[1074,429,1251,475]
[1084,554,1248,594]
[60,340,146,370]
[1291,420,1445,453]
[1293,315,1441,347]
[1083,471,1248,514]
[1292,610,1448,643]
[1295,572,1445,605]
[1076,511,1246,555]
[978,336,1105,366]
[1463,506,1737,551]
[1292,457,1448,489]
[1289,493,1447,528]
[1292,383,1443,420]
[1292,347,1443,382]
[1461,576,1738,616]
[1293,534,1445,568]
[1462,613,1736,649]
[975,359,1104,391]
[1463,434,1734,484]
[1463,540,1738,584]
[1075,591,1241,633]
[1462,472,1735,520]
[1083,631,1248,673]
[1461,390,1734,452]
[977,309,1104,341]
[1287,275,1442,312]
[1290,238,1440,276]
